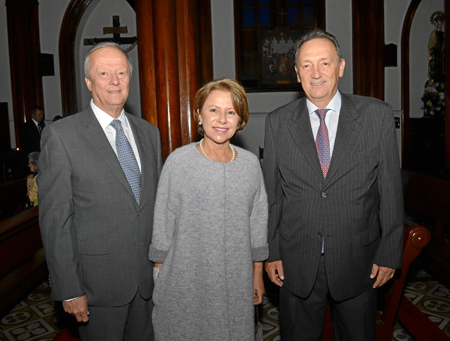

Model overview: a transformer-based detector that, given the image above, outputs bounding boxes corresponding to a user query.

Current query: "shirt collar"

[90,99,128,130]
[307,90,342,116]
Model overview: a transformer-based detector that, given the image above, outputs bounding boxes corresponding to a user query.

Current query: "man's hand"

[62,295,89,322]
[371,264,395,288]
[265,260,284,287]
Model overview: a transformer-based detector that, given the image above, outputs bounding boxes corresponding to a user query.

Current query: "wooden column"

[6,0,44,148]
[135,0,212,160]
[352,0,384,100]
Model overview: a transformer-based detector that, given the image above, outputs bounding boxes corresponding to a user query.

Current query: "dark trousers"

[78,288,154,341]
[280,255,376,341]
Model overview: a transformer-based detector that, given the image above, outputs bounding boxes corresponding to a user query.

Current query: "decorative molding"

[401,0,421,169]
[58,0,92,117]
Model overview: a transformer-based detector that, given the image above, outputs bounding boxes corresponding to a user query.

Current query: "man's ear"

[85,77,92,91]
[295,65,301,83]
[339,58,346,78]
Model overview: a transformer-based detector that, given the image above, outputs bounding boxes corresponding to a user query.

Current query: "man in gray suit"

[38,42,162,340]
[263,29,403,340]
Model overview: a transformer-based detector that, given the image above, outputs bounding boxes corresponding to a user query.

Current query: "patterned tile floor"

[0,281,58,341]
[1,270,448,341]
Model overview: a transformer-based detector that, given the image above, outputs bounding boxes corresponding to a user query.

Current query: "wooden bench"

[322,225,447,340]
[402,169,450,286]
[0,206,47,316]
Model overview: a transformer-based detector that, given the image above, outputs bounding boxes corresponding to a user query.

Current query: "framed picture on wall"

[260,28,301,89]
[234,0,325,92]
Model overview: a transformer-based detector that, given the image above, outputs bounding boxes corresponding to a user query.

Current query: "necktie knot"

[110,119,123,132]
[315,109,329,121]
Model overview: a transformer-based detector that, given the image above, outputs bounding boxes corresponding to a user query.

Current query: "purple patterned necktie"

[315,109,331,178]
[315,109,330,254]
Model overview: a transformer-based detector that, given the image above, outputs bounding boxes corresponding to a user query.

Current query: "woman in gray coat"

[149,78,268,340]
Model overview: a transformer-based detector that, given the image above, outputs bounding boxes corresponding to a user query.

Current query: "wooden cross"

[278,8,287,24]
[84,15,137,47]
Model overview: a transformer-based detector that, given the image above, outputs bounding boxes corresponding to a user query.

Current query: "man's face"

[295,38,345,108]
[85,46,130,117]
[32,109,44,122]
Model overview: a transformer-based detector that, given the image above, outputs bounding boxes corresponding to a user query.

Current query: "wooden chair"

[323,225,435,341]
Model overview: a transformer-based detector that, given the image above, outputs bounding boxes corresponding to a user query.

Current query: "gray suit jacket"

[262,92,404,301]
[38,106,162,306]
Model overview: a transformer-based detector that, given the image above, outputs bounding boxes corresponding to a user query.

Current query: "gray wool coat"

[149,142,268,341]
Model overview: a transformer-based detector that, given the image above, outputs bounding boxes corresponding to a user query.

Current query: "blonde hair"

[193,78,250,135]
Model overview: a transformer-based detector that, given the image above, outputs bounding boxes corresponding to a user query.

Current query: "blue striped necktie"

[110,119,141,205]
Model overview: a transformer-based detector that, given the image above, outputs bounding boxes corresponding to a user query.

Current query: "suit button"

[317,232,322,238]
[321,192,327,198]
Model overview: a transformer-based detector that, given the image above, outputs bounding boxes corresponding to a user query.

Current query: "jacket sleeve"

[37,125,85,301]
[250,163,269,261]
[262,115,284,262]
[373,105,404,269]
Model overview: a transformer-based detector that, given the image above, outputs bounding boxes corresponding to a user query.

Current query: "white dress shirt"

[307,91,342,157]
[90,100,142,171]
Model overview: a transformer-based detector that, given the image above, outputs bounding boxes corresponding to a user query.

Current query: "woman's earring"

[198,122,202,126]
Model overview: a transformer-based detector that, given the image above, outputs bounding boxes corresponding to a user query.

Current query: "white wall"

[75,0,141,117]
[410,0,445,118]
[211,0,353,155]
[0,4,14,148]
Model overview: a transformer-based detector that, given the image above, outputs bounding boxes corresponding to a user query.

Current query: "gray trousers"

[78,288,154,341]
[280,255,376,341]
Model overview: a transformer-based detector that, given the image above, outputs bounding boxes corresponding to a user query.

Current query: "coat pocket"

[77,239,109,255]
[359,226,380,246]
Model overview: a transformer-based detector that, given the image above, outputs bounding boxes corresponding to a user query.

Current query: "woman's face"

[198,90,240,145]
[28,161,35,173]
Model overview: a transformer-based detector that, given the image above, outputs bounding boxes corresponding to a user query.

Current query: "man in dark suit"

[21,106,45,155]
[263,29,404,340]
[38,42,162,340]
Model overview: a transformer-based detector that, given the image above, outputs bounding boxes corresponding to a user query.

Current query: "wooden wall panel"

[136,0,212,159]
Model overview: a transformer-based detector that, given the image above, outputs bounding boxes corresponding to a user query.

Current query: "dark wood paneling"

[195,0,213,87]
[0,103,11,151]
[446,0,450,170]
[352,0,384,100]
[0,206,47,316]
[6,0,44,148]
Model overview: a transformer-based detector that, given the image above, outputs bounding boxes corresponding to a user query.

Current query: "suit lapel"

[80,108,137,203]
[288,99,325,182]
[325,93,362,185]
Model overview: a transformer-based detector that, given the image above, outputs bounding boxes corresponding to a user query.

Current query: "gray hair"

[28,152,40,173]
[84,42,133,80]
[294,28,343,66]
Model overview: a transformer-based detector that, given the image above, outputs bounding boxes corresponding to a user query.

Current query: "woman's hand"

[253,261,264,305]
